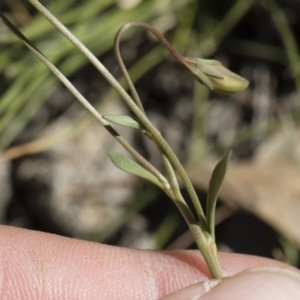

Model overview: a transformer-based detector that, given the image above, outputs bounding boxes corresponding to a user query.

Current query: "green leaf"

[206,150,232,240]
[104,115,142,130]
[108,151,163,188]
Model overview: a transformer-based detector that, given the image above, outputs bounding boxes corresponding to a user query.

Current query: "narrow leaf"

[104,115,142,130]
[108,151,163,188]
[0,12,41,54]
[206,150,232,240]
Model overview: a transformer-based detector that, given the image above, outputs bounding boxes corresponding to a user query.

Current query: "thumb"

[162,266,300,300]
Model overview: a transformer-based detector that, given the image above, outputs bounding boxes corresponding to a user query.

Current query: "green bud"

[182,57,249,94]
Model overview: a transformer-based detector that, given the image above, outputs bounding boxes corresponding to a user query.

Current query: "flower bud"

[182,57,249,94]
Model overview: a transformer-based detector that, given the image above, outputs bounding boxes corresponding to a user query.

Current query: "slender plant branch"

[114,23,145,114]
[114,21,208,229]
[27,0,207,229]
[114,21,185,113]
[0,12,172,195]
[160,149,196,224]
[115,21,195,225]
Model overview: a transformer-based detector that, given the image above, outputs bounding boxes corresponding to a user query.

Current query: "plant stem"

[114,21,185,113]
[114,20,207,228]
[27,0,207,229]
[160,149,196,224]
[114,23,145,114]
[189,224,223,279]
[115,22,197,224]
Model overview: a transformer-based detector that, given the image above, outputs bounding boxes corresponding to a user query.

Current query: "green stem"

[189,224,223,279]
[114,21,186,112]
[115,21,197,224]
[113,20,207,228]
[160,149,196,224]
[114,23,145,114]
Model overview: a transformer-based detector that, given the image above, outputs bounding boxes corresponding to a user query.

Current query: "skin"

[0,225,299,299]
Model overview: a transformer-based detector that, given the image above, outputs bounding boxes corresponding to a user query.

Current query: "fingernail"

[161,279,222,300]
[200,267,300,300]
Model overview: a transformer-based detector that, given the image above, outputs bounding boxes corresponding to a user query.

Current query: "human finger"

[0,225,298,299]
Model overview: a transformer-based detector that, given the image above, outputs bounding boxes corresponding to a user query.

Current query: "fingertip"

[201,266,300,300]
[160,280,222,300]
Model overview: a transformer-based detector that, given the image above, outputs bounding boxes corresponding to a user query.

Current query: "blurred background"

[0,0,300,268]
